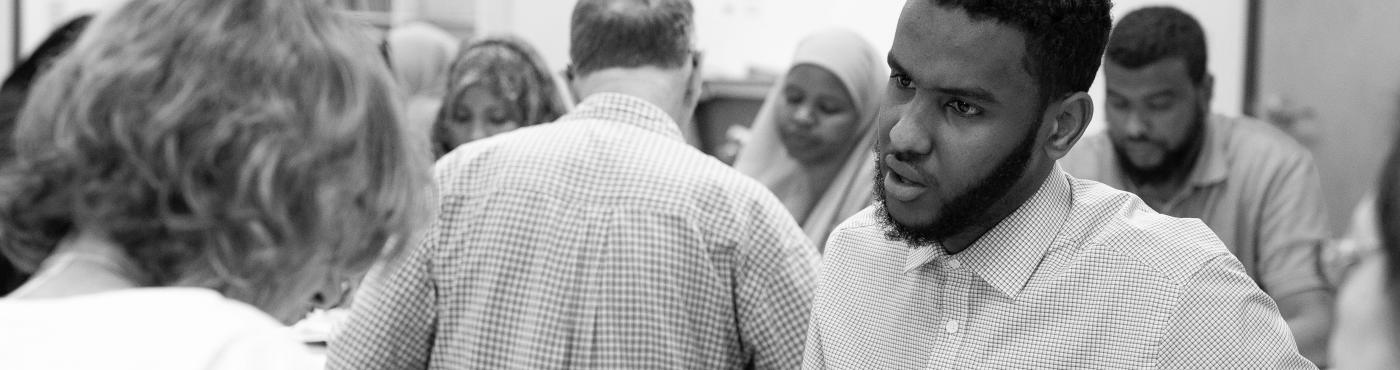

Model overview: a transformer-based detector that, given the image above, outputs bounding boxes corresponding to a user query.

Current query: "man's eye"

[890,73,914,89]
[946,100,983,117]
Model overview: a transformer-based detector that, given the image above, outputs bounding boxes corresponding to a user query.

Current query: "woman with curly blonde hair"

[433,35,570,156]
[0,0,433,367]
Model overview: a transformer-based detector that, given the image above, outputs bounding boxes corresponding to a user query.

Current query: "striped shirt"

[803,168,1315,369]
[328,93,820,369]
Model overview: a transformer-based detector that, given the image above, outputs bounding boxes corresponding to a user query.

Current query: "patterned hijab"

[432,35,570,157]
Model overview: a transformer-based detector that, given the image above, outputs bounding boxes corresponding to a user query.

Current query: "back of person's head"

[569,0,694,76]
[0,0,432,319]
[0,15,92,162]
[1106,6,1208,85]
[432,35,569,155]
[930,0,1112,107]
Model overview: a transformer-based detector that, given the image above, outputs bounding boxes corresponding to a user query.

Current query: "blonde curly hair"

[0,0,433,314]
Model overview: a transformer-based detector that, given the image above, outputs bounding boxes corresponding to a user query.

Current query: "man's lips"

[883,155,929,202]
[884,155,927,186]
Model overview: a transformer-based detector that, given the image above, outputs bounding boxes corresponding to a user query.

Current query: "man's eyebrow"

[935,86,999,104]
[889,51,999,104]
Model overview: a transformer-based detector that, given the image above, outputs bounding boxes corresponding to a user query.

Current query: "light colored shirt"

[803,168,1314,369]
[1330,257,1400,369]
[1061,114,1330,298]
[329,93,820,369]
[0,287,315,370]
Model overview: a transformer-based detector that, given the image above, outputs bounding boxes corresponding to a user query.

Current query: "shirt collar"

[902,166,1074,299]
[565,93,686,143]
[1185,114,1228,187]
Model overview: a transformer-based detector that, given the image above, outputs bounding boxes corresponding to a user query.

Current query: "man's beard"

[1114,105,1206,184]
[873,122,1039,247]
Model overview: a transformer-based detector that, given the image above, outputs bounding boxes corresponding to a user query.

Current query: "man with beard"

[802,1,1314,368]
[1060,6,1332,366]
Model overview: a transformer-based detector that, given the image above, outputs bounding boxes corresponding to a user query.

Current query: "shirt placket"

[926,255,972,368]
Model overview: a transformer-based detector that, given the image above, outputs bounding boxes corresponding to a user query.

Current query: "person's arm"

[737,201,821,370]
[1159,254,1316,369]
[325,228,439,370]
[1256,151,1333,366]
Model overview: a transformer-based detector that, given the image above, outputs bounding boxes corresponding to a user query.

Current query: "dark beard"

[1114,106,1206,184]
[873,122,1038,247]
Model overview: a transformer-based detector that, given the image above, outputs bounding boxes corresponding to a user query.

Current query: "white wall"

[476,0,905,81]
[475,0,576,77]
[18,0,124,59]
[696,0,903,80]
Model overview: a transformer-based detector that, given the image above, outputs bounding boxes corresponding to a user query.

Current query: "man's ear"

[1199,72,1215,109]
[563,64,581,104]
[1043,91,1093,160]
[685,51,705,104]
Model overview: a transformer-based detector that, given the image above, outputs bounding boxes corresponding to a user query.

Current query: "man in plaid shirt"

[328,0,820,369]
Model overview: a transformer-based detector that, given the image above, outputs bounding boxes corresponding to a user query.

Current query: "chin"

[885,198,936,228]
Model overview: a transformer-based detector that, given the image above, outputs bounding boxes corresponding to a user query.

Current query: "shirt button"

[945,319,959,334]
[946,259,963,270]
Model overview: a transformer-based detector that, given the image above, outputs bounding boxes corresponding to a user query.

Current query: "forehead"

[1104,57,1195,94]
[892,1,1035,95]
[784,65,849,95]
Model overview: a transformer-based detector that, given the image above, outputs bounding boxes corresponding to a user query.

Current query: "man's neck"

[573,67,692,126]
[939,163,1053,255]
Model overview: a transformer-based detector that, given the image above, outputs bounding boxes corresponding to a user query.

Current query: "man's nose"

[887,104,931,161]
[1122,111,1150,139]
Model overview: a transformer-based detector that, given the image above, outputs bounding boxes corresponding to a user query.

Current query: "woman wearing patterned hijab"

[433,35,570,157]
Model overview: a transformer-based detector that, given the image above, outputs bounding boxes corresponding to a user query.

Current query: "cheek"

[443,123,474,144]
[816,113,861,141]
[486,122,523,137]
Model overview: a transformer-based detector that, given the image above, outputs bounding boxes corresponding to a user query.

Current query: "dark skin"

[877,1,1093,254]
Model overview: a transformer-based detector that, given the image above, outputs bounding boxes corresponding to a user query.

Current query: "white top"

[805,169,1313,369]
[0,287,317,370]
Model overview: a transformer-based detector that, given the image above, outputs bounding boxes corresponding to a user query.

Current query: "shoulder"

[822,206,901,264]
[1214,115,1315,167]
[0,288,313,369]
[1064,177,1232,283]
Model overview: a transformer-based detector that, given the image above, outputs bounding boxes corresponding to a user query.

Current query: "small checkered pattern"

[328,93,820,370]
[803,168,1317,369]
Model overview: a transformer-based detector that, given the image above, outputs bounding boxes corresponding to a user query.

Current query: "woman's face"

[441,85,520,149]
[776,64,862,166]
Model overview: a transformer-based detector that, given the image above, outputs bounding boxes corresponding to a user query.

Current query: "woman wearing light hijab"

[734,27,886,250]
[387,22,458,144]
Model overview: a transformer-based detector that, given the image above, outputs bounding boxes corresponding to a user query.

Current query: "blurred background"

[4,0,1396,234]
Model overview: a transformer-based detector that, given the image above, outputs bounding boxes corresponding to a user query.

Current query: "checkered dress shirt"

[803,168,1315,369]
[329,93,820,369]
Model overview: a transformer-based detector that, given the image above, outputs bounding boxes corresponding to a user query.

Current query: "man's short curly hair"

[930,0,1113,106]
[1106,6,1208,84]
[0,0,433,311]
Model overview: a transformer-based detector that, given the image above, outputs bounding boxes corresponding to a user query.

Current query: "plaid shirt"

[329,93,820,369]
[803,169,1315,369]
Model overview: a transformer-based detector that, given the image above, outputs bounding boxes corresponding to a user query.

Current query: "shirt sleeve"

[325,227,439,370]
[1256,150,1331,298]
[1159,254,1316,369]
[737,198,821,370]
